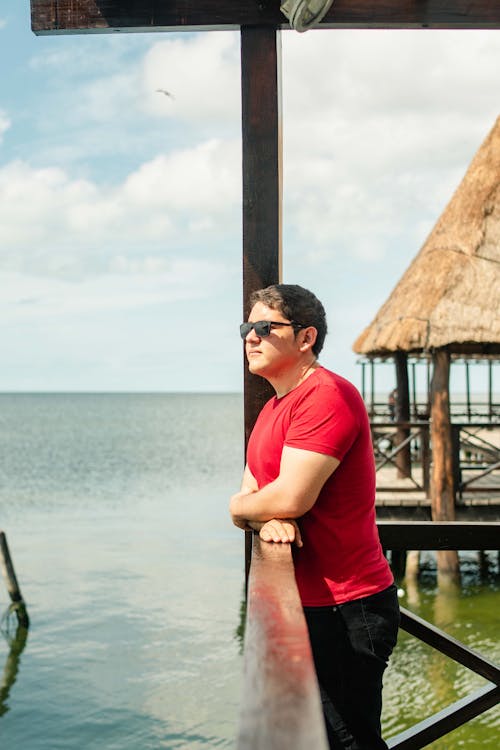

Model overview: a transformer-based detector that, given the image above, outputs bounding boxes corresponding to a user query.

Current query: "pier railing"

[238,523,500,749]
[371,421,500,501]
[237,534,329,750]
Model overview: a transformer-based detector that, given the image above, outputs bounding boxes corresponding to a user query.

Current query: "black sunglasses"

[239,320,303,339]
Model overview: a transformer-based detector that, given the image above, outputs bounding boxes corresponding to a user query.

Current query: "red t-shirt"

[247,366,393,606]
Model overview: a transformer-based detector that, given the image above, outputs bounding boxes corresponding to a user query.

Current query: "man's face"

[244,301,302,380]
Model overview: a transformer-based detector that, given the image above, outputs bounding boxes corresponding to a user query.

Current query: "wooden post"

[465,361,471,420]
[241,26,283,587]
[411,360,417,419]
[370,359,375,418]
[0,532,30,628]
[488,360,493,420]
[421,422,431,496]
[451,424,462,499]
[394,351,412,478]
[429,349,460,580]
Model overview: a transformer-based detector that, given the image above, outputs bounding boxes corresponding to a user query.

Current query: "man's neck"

[270,358,319,399]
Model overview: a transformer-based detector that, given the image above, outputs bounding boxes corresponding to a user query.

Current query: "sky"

[1,3,499,392]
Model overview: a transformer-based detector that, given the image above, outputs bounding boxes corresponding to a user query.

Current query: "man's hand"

[259,518,303,547]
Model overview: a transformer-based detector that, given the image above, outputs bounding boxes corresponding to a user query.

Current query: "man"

[230,284,399,750]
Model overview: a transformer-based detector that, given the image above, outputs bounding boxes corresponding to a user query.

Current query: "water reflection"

[382,551,500,748]
[0,611,28,717]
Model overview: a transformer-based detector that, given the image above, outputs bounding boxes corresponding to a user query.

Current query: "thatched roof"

[353,116,500,357]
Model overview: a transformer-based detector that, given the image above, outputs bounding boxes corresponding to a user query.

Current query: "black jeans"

[304,584,400,750]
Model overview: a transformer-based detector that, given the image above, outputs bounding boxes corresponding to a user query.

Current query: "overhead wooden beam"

[31,1,500,35]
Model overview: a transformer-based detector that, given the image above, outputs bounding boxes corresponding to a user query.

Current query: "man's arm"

[240,463,259,493]
[230,446,339,527]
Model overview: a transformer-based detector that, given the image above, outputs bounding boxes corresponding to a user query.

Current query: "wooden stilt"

[405,550,421,580]
[430,350,460,582]
[478,550,489,578]
[390,549,407,580]
[0,532,29,629]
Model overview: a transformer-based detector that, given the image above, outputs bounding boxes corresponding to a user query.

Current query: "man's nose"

[245,325,260,342]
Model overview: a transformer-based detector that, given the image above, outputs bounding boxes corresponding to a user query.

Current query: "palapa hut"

[353,115,500,576]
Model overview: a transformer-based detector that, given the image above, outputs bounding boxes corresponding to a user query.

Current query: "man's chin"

[248,360,265,376]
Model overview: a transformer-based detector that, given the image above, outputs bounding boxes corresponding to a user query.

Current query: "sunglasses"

[239,320,303,339]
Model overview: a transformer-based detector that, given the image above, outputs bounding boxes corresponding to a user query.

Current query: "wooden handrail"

[237,535,328,750]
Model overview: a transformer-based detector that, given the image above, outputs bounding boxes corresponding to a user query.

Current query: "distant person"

[388,388,397,421]
[230,284,399,750]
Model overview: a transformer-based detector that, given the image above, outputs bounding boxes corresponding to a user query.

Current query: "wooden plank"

[377,521,500,550]
[31,1,500,35]
[237,535,329,750]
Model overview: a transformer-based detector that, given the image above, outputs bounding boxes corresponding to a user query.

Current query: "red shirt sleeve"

[283,383,360,461]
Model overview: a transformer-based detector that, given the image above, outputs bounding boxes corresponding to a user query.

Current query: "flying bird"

[156,88,175,99]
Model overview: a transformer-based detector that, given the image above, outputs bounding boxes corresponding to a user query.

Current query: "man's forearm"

[231,479,303,524]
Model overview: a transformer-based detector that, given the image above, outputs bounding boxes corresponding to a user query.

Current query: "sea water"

[0,393,498,749]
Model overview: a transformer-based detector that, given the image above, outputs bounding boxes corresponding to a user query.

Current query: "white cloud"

[0,138,241,280]
[4,24,500,390]
[280,30,500,261]
[141,32,240,126]
[0,258,229,322]
[0,110,11,142]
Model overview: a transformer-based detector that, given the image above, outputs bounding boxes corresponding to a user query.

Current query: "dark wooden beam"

[31,1,500,35]
[377,521,500,550]
[241,26,282,448]
[394,351,412,479]
[240,26,282,589]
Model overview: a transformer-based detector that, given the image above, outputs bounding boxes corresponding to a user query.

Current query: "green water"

[0,394,498,748]
[381,555,499,749]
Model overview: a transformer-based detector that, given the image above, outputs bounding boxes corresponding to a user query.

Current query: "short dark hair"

[249,284,327,356]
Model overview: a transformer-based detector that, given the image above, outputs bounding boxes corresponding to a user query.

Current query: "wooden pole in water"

[0,532,30,628]
[429,350,460,581]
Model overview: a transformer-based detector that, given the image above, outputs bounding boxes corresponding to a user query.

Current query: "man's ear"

[299,326,318,352]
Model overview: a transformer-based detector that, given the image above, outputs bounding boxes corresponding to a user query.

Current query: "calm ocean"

[0,393,498,749]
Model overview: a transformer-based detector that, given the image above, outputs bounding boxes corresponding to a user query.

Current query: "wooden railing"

[372,421,500,500]
[238,523,500,749]
[237,535,328,750]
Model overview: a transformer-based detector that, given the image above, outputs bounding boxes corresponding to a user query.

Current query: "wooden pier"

[373,422,500,521]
